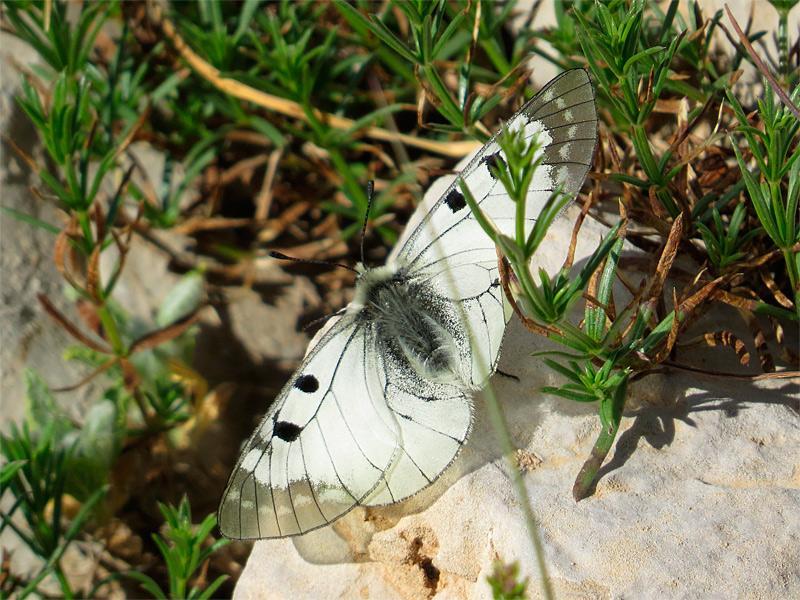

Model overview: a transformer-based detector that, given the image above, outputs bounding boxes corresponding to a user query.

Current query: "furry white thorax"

[349,261,466,388]
[349,262,399,311]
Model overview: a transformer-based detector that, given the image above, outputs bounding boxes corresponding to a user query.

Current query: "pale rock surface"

[234,152,800,599]
[0,33,97,424]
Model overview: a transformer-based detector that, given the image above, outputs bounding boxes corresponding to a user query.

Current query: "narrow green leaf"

[365,13,419,64]
[125,571,168,600]
[0,460,27,485]
[156,271,204,327]
[0,206,60,235]
[195,575,229,600]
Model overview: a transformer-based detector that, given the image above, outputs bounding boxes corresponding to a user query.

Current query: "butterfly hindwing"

[363,354,473,505]
[218,314,475,536]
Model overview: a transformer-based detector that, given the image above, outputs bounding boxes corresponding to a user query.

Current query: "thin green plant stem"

[631,125,679,216]
[55,565,74,600]
[440,258,553,594]
[630,126,657,175]
[2,513,37,550]
[482,379,554,600]
[422,63,462,128]
[96,304,124,356]
[76,210,94,249]
[572,377,628,500]
[480,37,512,76]
[516,263,542,314]
[515,183,527,249]
[443,176,553,595]
[784,248,799,290]
[16,486,106,598]
[514,258,554,323]
[131,388,154,428]
[781,248,800,319]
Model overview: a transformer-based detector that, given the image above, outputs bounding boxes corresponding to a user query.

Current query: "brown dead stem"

[3,134,41,175]
[85,244,102,301]
[562,192,593,271]
[645,212,684,302]
[52,358,118,393]
[53,215,86,292]
[271,238,348,261]
[661,362,799,382]
[220,154,270,187]
[172,216,265,235]
[258,201,313,243]
[129,311,201,354]
[37,293,111,354]
[739,307,775,373]
[653,288,682,364]
[112,104,151,162]
[678,331,751,366]
[255,147,284,221]
[760,270,794,309]
[725,5,800,121]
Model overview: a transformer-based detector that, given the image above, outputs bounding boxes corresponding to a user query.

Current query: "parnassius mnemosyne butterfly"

[218,69,597,539]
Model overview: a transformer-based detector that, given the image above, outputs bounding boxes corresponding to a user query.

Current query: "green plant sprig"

[2,0,108,76]
[123,497,229,600]
[728,81,800,317]
[487,560,528,600]
[0,405,108,599]
[572,0,687,217]
[695,203,761,272]
[335,0,529,136]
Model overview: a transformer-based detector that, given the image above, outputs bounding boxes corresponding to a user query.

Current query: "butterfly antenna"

[302,308,347,332]
[360,180,375,265]
[269,251,358,273]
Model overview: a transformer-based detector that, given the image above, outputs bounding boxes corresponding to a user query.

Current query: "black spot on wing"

[482,152,506,177]
[444,188,466,213]
[294,374,319,393]
[274,421,302,442]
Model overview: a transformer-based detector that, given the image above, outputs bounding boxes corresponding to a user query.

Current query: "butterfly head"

[351,262,402,310]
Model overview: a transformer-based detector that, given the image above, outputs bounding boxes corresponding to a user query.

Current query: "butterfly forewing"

[397,69,596,273]
[218,319,399,539]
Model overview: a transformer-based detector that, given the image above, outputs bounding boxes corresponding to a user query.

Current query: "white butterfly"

[218,69,597,539]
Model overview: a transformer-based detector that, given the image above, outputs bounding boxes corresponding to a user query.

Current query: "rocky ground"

[2,2,799,598]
